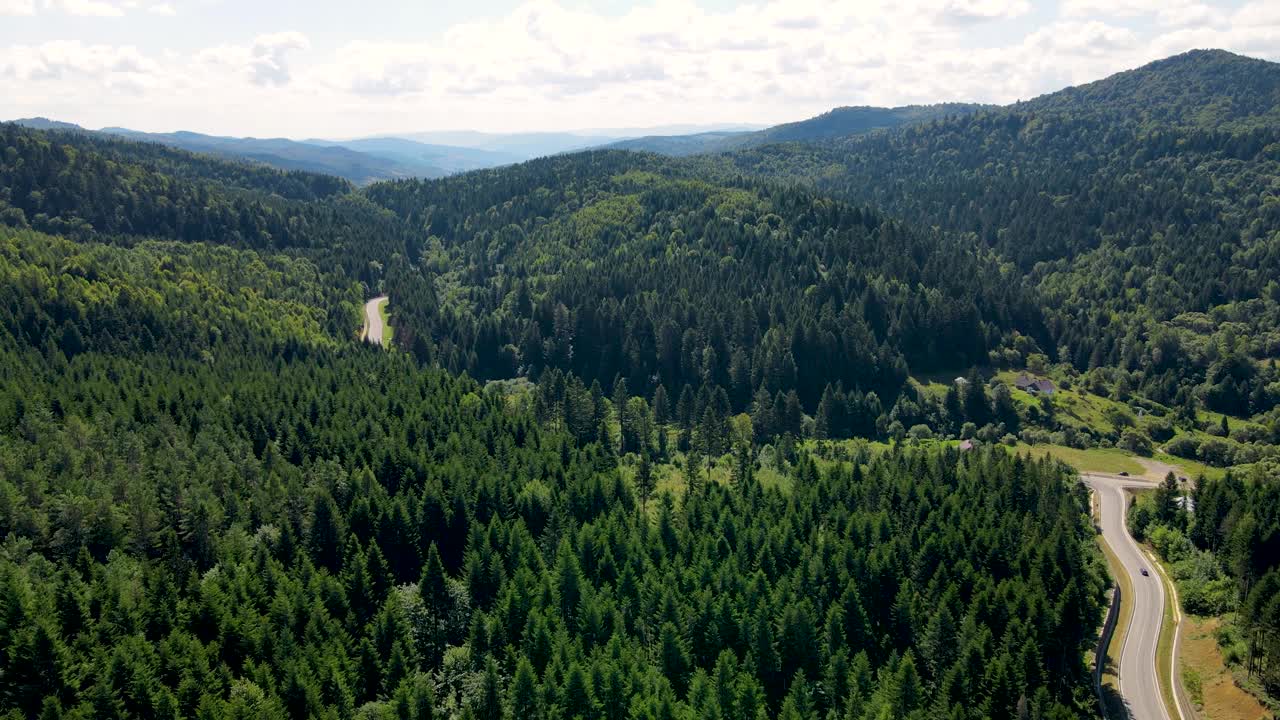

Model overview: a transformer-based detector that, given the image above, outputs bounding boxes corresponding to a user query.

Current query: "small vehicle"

[1119,471,1130,477]
[1140,568,1150,577]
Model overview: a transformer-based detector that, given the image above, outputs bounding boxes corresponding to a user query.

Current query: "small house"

[958,439,975,452]
[1015,373,1055,396]
[1031,379,1055,396]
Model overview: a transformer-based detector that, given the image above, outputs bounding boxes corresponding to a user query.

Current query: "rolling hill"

[697,49,1280,419]
[10,119,448,184]
[1016,48,1280,129]
[303,136,523,174]
[1,47,1279,720]
[97,127,448,184]
[609,103,987,155]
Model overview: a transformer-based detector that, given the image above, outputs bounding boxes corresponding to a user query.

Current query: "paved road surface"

[1086,473,1171,720]
[363,296,388,347]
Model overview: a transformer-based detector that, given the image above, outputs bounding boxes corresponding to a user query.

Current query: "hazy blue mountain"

[9,118,767,179]
[304,137,523,173]
[12,117,86,132]
[387,124,763,159]
[96,128,447,184]
[395,130,620,158]
[568,122,766,137]
[609,104,988,156]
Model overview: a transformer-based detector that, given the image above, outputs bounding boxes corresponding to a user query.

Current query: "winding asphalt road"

[363,296,388,347]
[1085,473,1172,720]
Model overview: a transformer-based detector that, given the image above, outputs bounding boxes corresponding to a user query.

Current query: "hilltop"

[1019,49,1280,129]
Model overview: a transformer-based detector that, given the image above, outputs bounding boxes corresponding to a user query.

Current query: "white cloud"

[11,0,181,15]
[1060,0,1164,17]
[248,31,308,86]
[1146,1,1280,62]
[43,0,125,16]
[934,0,1031,24]
[1234,0,1280,27]
[0,0,36,15]
[1027,20,1139,55]
[1060,0,1229,28]
[296,0,1041,126]
[0,0,1275,136]
[0,40,162,94]
[195,31,309,88]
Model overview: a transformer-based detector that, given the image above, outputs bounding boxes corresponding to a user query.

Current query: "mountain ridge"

[607,103,989,156]
[1016,48,1280,129]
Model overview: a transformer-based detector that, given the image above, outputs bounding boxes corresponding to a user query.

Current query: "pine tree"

[612,376,629,428]
[653,385,670,426]
[419,544,451,666]
[637,451,656,513]
[309,491,345,571]
[472,657,504,720]
[561,663,594,720]
[676,385,695,431]
[1153,472,1185,528]
[509,656,540,720]
[778,670,814,720]
[554,540,583,628]
[815,385,834,440]
[660,622,690,694]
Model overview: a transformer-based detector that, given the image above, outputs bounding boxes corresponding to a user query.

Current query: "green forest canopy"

[1,47,1279,719]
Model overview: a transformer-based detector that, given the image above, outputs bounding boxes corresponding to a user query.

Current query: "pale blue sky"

[1,0,1273,137]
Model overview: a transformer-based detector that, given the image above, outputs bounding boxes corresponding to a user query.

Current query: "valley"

[0,43,1278,720]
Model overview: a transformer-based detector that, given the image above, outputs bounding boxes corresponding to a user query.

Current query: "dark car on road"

[1140,568,1149,577]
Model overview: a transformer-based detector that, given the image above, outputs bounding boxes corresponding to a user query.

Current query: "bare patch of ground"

[1181,616,1269,720]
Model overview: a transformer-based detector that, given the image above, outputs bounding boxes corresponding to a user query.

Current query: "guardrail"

[1095,581,1123,718]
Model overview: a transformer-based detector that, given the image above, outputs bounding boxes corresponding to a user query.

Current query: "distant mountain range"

[301,137,523,176]
[10,109,988,183]
[16,50,1277,187]
[100,128,449,185]
[6,119,772,184]
[388,124,764,158]
[11,119,454,185]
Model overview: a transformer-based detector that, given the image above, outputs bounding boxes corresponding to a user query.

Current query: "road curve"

[362,296,389,347]
[1085,473,1171,720]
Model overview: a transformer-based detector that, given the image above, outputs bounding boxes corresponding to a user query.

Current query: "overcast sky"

[1,0,1276,138]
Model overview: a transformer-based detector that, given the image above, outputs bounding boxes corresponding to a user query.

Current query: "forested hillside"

[609,103,984,156]
[1129,470,1280,699]
[699,50,1280,421]
[12,120,452,185]
[2,123,352,203]
[0,122,417,290]
[365,153,1044,418]
[2,47,1279,720]
[97,128,448,185]
[0,226,358,360]
[0,112,1117,720]
[1016,49,1280,130]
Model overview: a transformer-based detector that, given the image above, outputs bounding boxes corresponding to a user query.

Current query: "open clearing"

[1181,616,1270,720]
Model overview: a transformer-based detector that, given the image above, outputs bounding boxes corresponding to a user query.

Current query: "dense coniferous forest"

[697,50,1280,419]
[364,157,1043,411]
[1,47,1280,719]
[0,224,1106,718]
[1129,469,1280,698]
